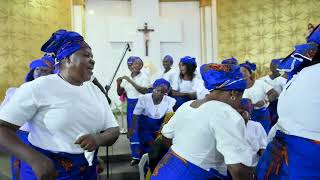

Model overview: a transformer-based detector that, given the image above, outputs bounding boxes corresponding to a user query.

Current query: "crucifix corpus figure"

[138,23,154,56]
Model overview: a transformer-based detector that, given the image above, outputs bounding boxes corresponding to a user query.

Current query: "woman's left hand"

[75,134,100,152]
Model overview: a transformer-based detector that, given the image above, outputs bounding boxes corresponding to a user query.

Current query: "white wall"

[86,0,133,105]
[85,0,201,104]
[159,2,201,71]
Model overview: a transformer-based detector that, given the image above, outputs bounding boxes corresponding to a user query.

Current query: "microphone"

[127,43,131,52]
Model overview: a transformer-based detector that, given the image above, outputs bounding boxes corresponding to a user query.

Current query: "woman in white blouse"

[240,61,278,134]
[0,30,120,180]
[257,25,320,179]
[151,64,254,180]
[171,56,203,111]
[128,78,175,164]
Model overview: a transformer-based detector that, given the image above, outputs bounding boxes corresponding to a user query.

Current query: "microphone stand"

[104,43,131,180]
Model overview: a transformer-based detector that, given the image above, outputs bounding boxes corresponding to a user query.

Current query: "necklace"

[58,74,83,86]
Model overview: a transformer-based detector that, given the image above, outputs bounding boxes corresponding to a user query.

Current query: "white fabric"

[272,76,287,94]
[76,133,95,166]
[133,93,176,119]
[245,121,267,166]
[151,68,178,87]
[0,74,119,154]
[259,75,287,94]
[120,72,149,99]
[1,87,29,131]
[171,75,207,99]
[162,101,254,174]
[276,63,320,141]
[242,80,273,109]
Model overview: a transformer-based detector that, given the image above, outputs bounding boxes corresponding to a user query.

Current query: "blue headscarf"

[271,58,282,66]
[163,55,173,65]
[153,78,171,92]
[41,29,84,63]
[240,61,257,74]
[277,42,318,75]
[127,56,142,65]
[41,54,55,68]
[307,24,320,45]
[200,63,247,91]
[180,56,197,67]
[221,57,238,65]
[25,59,50,82]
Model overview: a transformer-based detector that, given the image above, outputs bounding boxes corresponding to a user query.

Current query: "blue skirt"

[138,115,164,155]
[127,98,141,159]
[252,108,271,134]
[151,149,231,180]
[20,142,98,180]
[256,130,320,180]
[173,96,192,111]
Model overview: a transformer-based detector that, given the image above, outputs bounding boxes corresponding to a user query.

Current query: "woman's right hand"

[254,100,266,108]
[30,154,57,180]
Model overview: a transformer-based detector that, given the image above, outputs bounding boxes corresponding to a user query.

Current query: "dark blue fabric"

[127,56,142,65]
[152,78,170,91]
[163,55,173,65]
[240,61,257,72]
[252,108,271,134]
[151,149,231,180]
[41,29,84,62]
[271,59,282,66]
[20,142,98,180]
[173,96,192,111]
[138,115,164,155]
[127,98,141,159]
[256,130,320,180]
[200,63,247,91]
[307,24,320,45]
[25,59,50,82]
[268,100,278,126]
[221,57,238,65]
[277,42,318,81]
[180,56,197,67]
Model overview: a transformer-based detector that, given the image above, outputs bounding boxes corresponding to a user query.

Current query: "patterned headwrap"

[180,56,197,67]
[153,78,171,92]
[200,63,247,91]
[25,59,50,82]
[127,56,143,65]
[221,57,238,65]
[240,61,257,74]
[307,24,320,45]
[277,42,319,75]
[41,29,84,63]
[163,55,173,65]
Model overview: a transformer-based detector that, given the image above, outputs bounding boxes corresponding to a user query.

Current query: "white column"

[72,5,85,36]
[200,0,218,64]
[211,0,218,63]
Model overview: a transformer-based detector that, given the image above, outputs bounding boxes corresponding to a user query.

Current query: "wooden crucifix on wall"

[138,23,154,56]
